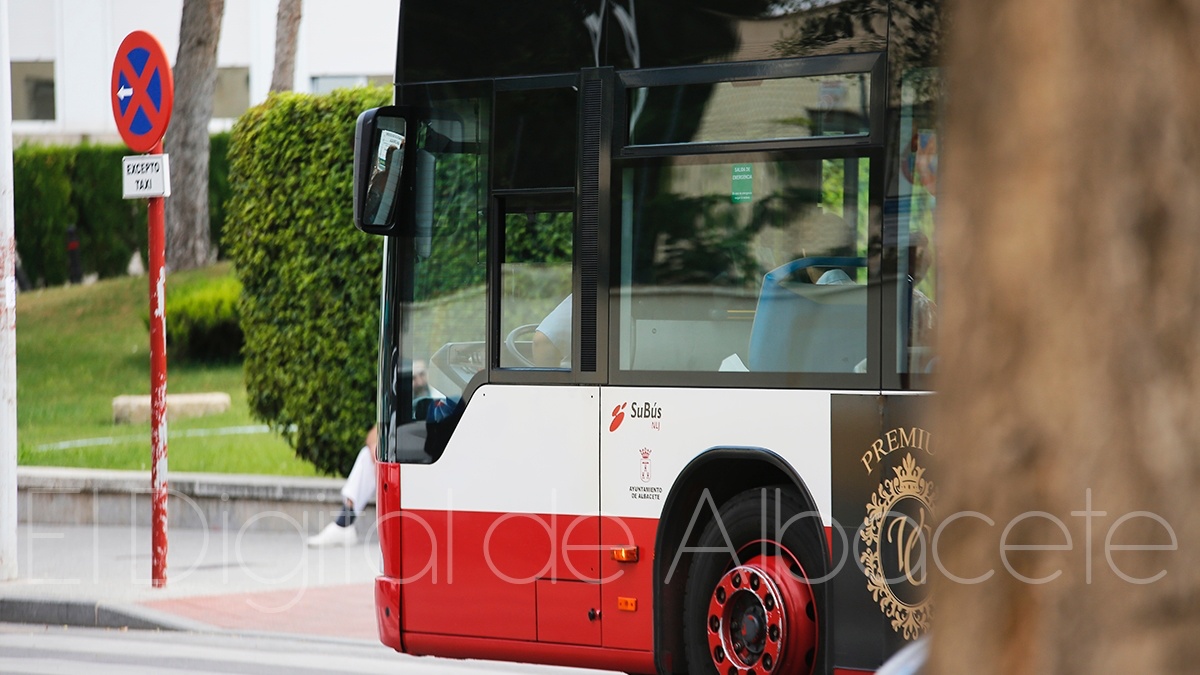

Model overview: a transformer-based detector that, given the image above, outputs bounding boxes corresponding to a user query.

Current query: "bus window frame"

[399,56,902,394]
[605,55,888,391]
[484,75,587,389]
[607,145,885,392]
[882,64,941,393]
[490,188,578,384]
[615,52,886,157]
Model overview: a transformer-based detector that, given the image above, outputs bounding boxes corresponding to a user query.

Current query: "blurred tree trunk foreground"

[166,0,223,271]
[933,1,1200,673]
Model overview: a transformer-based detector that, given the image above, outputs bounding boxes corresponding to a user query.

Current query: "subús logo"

[609,402,662,432]
[610,403,627,432]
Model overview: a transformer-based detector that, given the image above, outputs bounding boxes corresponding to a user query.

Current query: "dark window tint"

[495,88,577,190]
[401,0,593,82]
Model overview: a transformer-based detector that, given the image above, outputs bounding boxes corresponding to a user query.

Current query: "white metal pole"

[0,0,21,582]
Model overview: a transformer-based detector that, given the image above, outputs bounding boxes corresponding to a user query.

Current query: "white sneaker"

[307,521,357,547]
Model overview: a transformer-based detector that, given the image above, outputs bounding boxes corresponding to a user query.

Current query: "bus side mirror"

[354,106,409,235]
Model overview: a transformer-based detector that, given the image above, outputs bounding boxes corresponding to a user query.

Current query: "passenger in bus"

[532,295,572,367]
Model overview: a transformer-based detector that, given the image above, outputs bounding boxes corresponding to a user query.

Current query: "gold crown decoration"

[860,453,936,640]
[894,453,925,492]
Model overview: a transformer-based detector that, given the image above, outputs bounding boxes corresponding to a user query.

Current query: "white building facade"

[8,0,399,144]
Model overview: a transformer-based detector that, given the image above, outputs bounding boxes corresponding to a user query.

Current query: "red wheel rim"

[705,548,817,675]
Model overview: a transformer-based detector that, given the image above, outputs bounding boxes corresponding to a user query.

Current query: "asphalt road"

[0,623,617,675]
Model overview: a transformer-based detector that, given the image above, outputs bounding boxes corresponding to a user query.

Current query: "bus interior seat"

[748,257,867,373]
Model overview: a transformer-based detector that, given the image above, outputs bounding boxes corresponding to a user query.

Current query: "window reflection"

[619,154,871,374]
[896,67,939,376]
[629,73,870,146]
[498,195,574,369]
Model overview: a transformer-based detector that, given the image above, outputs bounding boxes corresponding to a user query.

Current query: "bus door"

[386,81,604,647]
[491,189,604,647]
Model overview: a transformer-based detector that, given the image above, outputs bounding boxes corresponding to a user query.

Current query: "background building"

[7,0,398,144]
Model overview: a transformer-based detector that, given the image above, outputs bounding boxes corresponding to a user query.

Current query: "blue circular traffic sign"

[111,31,174,153]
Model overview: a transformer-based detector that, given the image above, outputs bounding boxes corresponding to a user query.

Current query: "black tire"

[683,486,826,675]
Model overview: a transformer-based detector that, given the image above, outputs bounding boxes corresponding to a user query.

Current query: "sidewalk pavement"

[1,469,382,643]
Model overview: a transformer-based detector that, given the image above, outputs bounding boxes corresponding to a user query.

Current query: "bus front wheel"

[683,486,821,675]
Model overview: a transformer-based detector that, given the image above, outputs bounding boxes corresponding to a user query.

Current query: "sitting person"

[307,425,378,547]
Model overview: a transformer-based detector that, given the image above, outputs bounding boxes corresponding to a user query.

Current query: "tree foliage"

[224,87,391,476]
[12,147,76,287]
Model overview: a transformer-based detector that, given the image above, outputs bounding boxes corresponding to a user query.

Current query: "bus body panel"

[830,393,934,670]
[395,386,601,641]
[399,385,600,514]
[398,509,600,641]
[599,515,658,650]
[376,390,932,671]
[600,387,835,522]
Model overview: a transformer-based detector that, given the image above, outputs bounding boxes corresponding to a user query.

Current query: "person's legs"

[309,428,378,548]
[340,445,378,520]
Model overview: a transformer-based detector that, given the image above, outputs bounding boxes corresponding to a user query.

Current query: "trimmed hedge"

[12,134,231,286]
[162,273,244,362]
[71,144,149,279]
[223,87,391,477]
[13,146,78,287]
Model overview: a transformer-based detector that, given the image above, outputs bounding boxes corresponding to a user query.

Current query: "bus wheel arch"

[652,448,829,675]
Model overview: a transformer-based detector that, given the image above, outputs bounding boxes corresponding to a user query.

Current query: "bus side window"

[497,197,574,370]
[896,67,940,380]
[618,155,870,375]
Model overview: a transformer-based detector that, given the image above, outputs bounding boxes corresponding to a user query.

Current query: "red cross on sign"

[111,31,174,153]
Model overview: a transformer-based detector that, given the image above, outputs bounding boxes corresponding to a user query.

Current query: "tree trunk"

[270,0,302,93]
[165,0,223,271]
[932,1,1200,673]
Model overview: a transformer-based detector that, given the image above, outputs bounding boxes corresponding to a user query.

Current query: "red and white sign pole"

[147,137,168,588]
[112,31,174,588]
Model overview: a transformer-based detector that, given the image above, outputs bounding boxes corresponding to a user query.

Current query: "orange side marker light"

[610,545,639,562]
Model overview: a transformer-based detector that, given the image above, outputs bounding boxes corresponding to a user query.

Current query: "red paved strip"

[140,583,376,640]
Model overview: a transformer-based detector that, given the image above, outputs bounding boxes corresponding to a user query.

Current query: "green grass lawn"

[16,263,321,476]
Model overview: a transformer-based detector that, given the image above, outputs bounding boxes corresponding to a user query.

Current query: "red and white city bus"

[352,1,941,673]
